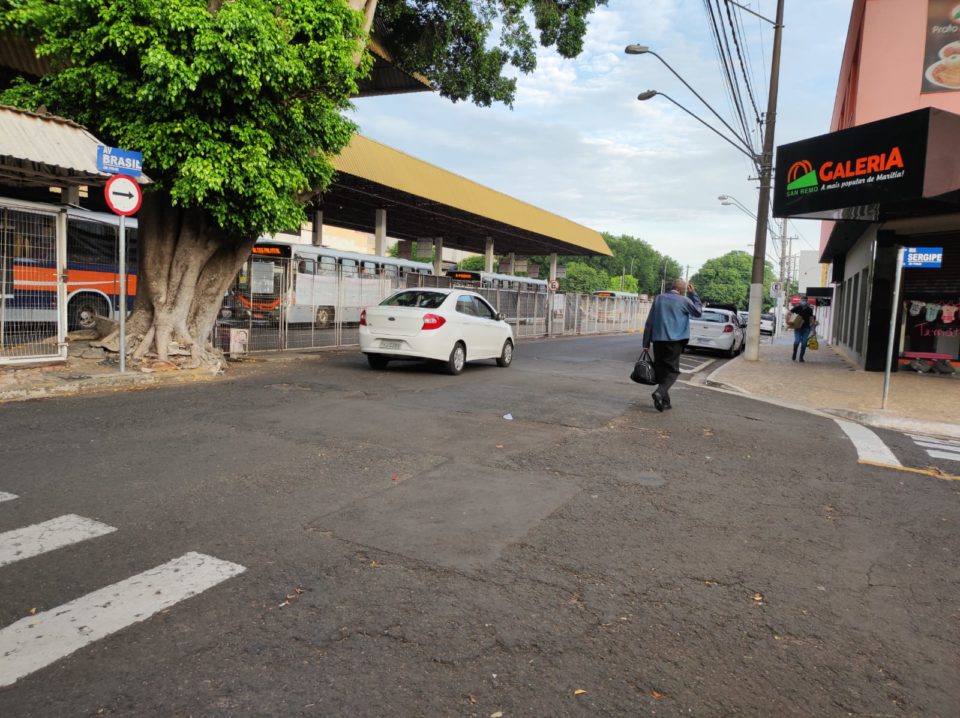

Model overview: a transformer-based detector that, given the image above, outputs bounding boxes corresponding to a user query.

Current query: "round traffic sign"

[548,279,560,292]
[104,174,142,216]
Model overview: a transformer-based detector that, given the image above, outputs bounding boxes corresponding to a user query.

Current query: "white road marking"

[834,420,902,466]
[925,449,960,462]
[908,435,960,463]
[0,515,116,568]
[0,551,245,688]
[0,492,17,503]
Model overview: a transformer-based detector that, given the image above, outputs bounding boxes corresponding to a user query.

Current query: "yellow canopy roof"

[328,134,610,257]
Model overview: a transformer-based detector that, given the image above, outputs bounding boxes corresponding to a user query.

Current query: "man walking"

[642,279,703,411]
[788,298,816,362]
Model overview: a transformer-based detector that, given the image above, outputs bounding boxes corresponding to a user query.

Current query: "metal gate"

[0,201,66,364]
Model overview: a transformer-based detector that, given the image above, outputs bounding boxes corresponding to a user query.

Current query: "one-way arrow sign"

[104,175,142,216]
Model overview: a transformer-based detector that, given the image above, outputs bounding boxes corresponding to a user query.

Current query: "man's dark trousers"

[652,340,687,403]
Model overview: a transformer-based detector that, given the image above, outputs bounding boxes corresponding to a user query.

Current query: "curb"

[0,367,221,404]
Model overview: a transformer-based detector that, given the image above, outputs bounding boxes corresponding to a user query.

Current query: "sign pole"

[119,215,127,374]
[881,246,905,410]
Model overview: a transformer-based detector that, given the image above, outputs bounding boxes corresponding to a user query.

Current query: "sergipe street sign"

[104,174,142,216]
[903,246,943,268]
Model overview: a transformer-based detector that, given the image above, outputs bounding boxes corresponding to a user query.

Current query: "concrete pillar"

[311,209,323,246]
[484,237,494,273]
[549,253,558,281]
[375,208,387,257]
[433,237,444,276]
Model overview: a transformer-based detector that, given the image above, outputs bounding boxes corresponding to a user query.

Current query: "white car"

[359,288,514,375]
[687,307,745,357]
[760,313,775,335]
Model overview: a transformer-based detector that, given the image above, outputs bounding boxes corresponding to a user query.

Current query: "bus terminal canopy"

[325,134,610,257]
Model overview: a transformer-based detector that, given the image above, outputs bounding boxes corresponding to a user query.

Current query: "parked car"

[760,313,775,335]
[687,307,745,357]
[359,288,514,375]
[737,311,749,327]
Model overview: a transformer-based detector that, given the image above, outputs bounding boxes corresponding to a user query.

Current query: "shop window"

[855,269,869,355]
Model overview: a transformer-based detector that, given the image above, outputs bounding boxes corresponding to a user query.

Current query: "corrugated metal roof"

[0,105,149,187]
[330,134,610,256]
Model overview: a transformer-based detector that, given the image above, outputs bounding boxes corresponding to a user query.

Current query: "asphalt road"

[0,335,957,716]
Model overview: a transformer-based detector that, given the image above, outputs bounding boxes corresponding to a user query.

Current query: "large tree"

[0,0,605,366]
[690,250,776,310]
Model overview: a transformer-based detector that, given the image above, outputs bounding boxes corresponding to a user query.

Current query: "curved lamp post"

[627,0,785,360]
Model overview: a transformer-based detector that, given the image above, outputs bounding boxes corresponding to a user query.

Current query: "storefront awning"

[325,134,610,257]
[773,108,960,224]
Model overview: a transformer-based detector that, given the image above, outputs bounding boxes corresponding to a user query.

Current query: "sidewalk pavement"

[706,334,960,439]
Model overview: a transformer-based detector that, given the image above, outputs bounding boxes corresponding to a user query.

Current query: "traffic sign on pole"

[104,175,142,216]
[548,279,560,292]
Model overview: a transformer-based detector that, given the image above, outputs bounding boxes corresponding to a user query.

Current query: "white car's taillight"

[723,324,734,333]
[422,313,446,330]
[360,309,367,326]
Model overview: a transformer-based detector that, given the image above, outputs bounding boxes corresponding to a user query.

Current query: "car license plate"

[381,340,401,350]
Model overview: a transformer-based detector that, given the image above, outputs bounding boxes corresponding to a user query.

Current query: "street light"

[627,46,757,167]
[627,0,785,361]
[637,91,759,164]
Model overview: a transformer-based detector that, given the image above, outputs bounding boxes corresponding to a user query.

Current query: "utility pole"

[744,0,785,361]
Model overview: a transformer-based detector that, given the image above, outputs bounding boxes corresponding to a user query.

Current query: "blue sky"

[349,0,852,276]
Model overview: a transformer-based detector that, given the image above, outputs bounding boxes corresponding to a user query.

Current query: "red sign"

[104,174,142,216]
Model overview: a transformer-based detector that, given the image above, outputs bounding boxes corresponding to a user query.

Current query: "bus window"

[341,258,358,277]
[383,265,398,278]
[68,218,116,265]
[297,258,316,275]
[361,261,377,277]
[318,256,337,275]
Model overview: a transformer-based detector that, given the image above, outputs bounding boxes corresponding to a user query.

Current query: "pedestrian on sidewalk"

[642,279,703,411]
[789,299,816,362]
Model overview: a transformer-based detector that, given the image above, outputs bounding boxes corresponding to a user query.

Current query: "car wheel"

[367,353,389,370]
[315,306,334,329]
[445,341,466,375]
[68,295,110,331]
[496,339,513,367]
[726,342,738,359]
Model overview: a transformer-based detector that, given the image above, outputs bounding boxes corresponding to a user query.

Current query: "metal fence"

[0,202,66,364]
[215,255,650,355]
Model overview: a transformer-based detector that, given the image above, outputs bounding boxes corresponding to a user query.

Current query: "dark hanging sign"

[773,110,930,219]
[923,1,960,93]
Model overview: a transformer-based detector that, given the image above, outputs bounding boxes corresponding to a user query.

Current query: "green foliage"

[375,0,606,107]
[609,274,639,294]
[690,251,776,310]
[560,261,608,294]
[580,233,682,295]
[1,0,368,239]
[458,255,488,271]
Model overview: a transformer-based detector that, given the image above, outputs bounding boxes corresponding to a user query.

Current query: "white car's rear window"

[381,291,447,309]
[700,310,729,323]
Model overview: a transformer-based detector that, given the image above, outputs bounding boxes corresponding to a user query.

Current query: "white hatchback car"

[687,307,745,357]
[359,288,514,375]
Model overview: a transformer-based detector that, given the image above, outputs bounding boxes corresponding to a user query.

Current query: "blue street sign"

[903,247,943,268]
[97,145,142,177]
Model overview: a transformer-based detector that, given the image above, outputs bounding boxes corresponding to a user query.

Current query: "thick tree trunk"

[102,190,255,369]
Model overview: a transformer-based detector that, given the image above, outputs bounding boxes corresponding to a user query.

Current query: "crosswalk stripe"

[0,492,16,503]
[834,420,902,466]
[909,435,960,448]
[0,515,116,568]
[925,449,960,463]
[0,551,245,688]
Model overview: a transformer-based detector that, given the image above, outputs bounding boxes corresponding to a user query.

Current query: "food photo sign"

[923,1,960,92]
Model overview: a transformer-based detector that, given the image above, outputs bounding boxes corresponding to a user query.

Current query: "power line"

[724,0,762,124]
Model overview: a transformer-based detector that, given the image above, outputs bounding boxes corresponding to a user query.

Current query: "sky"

[348,0,852,277]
